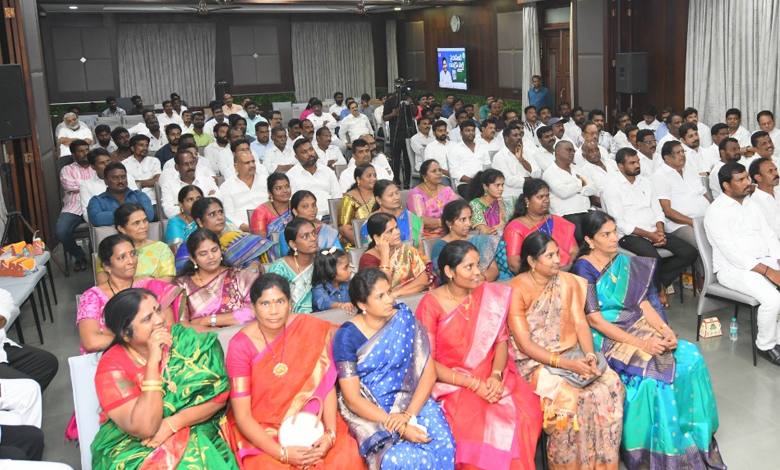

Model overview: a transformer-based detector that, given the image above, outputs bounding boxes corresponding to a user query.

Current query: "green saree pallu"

[91,324,239,470]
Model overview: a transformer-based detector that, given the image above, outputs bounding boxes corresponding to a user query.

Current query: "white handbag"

[278,395,325,448]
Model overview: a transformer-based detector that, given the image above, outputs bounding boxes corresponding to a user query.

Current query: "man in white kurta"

[219,142,270,231]
[287,139,341,221]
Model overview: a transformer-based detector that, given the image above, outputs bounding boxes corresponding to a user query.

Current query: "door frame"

[536,1,576,112]
[540,25,571,112]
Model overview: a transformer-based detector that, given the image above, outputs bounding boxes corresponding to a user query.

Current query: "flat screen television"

[437,47,468,90]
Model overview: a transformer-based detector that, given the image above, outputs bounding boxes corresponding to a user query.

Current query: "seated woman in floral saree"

[416,241,542,470]
[267,218,318,313]
[465,169,515,236]
[406,160,460,238]
[333,268,455,470]
[338,163,377,249]
[569,212,725,470]
[91,288,237,470]
[508,232,624,470]
[224,273,364,470]
[250,172,293,238]
[278,190,343,257]
[359,180,423,248]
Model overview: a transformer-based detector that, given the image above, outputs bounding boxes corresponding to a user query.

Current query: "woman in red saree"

[415,240,543,470]
[224,273,364,470]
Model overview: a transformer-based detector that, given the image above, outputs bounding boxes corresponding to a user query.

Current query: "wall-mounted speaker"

[0,65,32,141]
[615,52,649,94]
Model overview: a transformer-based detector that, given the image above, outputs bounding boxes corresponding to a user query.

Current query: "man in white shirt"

[219,141,270,231]
[532,126,556,172]
[748,158,780,239]
[542,140,597,242]
[139,116,168,152]
[682,107,712,148]
[264,127,297,174]
[563,106,586,143]
[91,124,117,154]
[157,100,184,131]
[448,121,490,198]
[80,148,138,223]
[160,149,220,219]
[678,122,716,176]
[250,122,274,162]
[603,148,698,299]
[158,141,215,188]
[314,127,346,169]
[610,112,632,153]
[655,113,683,159]
[523,106,542,145]
[218,127,261,178]
[476,118,504,152]
[221,93,243,116]
[244,102,267,138]
[180,109,194,134]
[751,131,778,168]
[204,123,230,174]
[577,109,614,152]
[652,141,711,274]
[705,161,780,364]
[709,137,742,199]
[422,121,452,175]
[574,122,610,165]
[329,92,347,121]
[361,134,394,181]
[287,139,341,221]
[726,108,752,149]
[410,117,435,169]
[755,110,780,158]
[701,123,730,168]
[339,138,392,192]
[637,105,660,131]
[204,103,228,137]
[636,129,660,175]
[57,112,93,157]
[128,110,155,136]
[123,135,161,204]
[577,141,619,208]
[448,108,481,143]
[547,117,568,143]
[493,124,541,198]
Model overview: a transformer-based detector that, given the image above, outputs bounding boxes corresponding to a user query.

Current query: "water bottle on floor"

[730,317,739,341]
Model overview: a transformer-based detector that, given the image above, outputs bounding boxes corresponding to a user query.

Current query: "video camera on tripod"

[394,77,415,103]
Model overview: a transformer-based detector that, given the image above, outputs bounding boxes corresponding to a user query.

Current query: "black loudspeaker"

[0,65,32,140]
[215,80,232,100]
[615,52,649,94]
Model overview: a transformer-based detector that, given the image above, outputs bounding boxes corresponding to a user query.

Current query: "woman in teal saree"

[570,211,725,470]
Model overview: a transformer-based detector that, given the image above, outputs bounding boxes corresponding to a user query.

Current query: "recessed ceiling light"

[394,7,401,10]
[69,5,78,9]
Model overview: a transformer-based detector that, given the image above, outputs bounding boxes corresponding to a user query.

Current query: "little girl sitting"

[312,247,354,313]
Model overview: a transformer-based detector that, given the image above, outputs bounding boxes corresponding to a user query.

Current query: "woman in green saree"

[91,288,238,470]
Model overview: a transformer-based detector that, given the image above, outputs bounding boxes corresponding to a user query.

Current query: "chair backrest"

[92,225,119,248]
[147,221,163,242]
[400,189,411,208]
[692,217,714,289]
[489,150,498,162]
[215,324,243,355]
[396,292,426,312]
[269,231,282,259]
[153,183,165,221]
[328,198,342,230]
[68,353,101,470]
[351,218,366,248]
[334,164,348,179]
[122,115,143,127]
[422,237,442,260]
[92,253,98,285]
[161,218,169,239]
[701,176,713,200]
[272,101,293,110]
[261,262,273,274]
[349,247,367,271]
[216,175,225,186]
[312,308,352,325]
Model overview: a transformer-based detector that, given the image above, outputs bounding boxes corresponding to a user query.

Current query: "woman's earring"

[293,248,298,256]
[193,263,198,270]
[588,243,594,250]
[484,189,488,196]
[361,309,367,315]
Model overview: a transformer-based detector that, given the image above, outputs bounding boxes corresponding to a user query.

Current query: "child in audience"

[312,247,354,313]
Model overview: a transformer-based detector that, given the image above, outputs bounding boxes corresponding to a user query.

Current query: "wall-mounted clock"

[450,14,462,32]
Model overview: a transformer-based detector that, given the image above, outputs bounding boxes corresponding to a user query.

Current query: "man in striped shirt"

[55,139,95,272]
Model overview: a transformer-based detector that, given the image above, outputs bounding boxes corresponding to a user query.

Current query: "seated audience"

[756,110,780,155]
[80,148,138,224]
[702,123,730,165]
[748,158,780,238]
[637,105,660,131]
[421,121,452,175]
[709,137,742,199]
[467,169,514,235]
[91,124,117,154]
[127,110,154,137]
[314,127,346,168]
[263,126,297,173]
[204,123,230,173]
[407,160,460,237]
[187,112,215,147]
[139,116,167,151]
[90,289,237,470]
[57,139,94,272]
[503,179,577,272]
[415,241,542,470]
[267,218,318,313]
[339,139,392,192]
[220,141,270,231]
[279,190,343,257]
[164,185,202,248]
[705,161,780,365]
[359,180,423,248]
[110,126,133,162]
[610,111,632,153]
[570,211,724,470]
[312,248,354,313]
[635,129,660,176]
[123,135,161,204]
[447,121,491,198]
[101,96,125,117]
[358,212,433,296]
[333,268,456,469]
[153,123,182,167]
[410,117,435,169]
[544,140,598,243]
[338,163,377,249]
[57,112,93,157]
[726,107,751,147]
[338,101,373,144]
[225,273,363,469]
[656,113,683,160]
[96,203,175,284]
[492,124,541,198]
[563,106,586,142]
[161,149,220,219]
[175,197,277,272]
[287,139,341,221]
[431,199,512,281]
[508,232,624,470]
[174,229,258,329]
[531,126,556,172]
[250,173,292,238]
[87,162,154,227]
[751,130,777,167]
[204,102,228,136]
[477,117,504,152]
[577,141,619,206]
[157,100,184,130]
[602,148,697,306]
[573,122,609,165]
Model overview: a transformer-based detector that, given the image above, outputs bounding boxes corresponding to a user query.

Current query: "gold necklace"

[196,267,223,295]
[445,284,472,320]
[259,324,288,377]
[126,344,178,393]
[527,271,545,292]
[591,254,618,283]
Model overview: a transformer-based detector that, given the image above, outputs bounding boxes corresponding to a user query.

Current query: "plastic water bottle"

[730,318,739,341]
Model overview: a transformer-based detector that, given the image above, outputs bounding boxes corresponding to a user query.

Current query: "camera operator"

[383,80,417,188]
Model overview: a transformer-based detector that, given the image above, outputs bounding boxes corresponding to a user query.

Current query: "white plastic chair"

[68,353,101,470]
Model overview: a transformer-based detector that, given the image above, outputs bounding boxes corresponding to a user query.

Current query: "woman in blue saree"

[278,190,343,257]
[359,180,423,248]
[332,268,455,470]
[569,211,725,470]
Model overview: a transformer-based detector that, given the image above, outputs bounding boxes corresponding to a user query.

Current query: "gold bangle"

[491,369,503,379]
[140,385,162,392]
[451,371,457,385]
[471,378,481,392]
[166,418,178,434]
[280,446,288,464]
[401,411,414,420]
[142,380,162,386]
[398,422,409,440]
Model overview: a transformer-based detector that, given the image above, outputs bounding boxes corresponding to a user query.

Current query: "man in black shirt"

[383,91,417,188]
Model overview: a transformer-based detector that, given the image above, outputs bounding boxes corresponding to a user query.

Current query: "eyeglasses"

[641,140,657,145]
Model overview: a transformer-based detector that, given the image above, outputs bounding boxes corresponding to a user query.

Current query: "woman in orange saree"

[224,273,364,470]
[415,240,543,470]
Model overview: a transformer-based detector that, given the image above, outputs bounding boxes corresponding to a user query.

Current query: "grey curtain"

[386,20,399,88]
[686,0,780,127]
[291,21,376,101]
[117,22,216,107]
[522,5,541,109]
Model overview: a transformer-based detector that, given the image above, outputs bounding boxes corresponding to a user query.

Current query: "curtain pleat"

[522,5,541,109]
[386,20,399,89]
[291,21,376,102]
[686,0,780,128]
[117,23,216,107]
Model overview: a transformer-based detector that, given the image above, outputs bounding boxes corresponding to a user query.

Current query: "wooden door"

[542,28,571,111]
